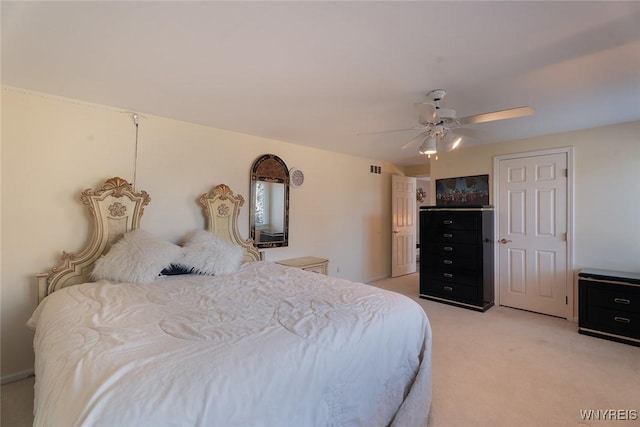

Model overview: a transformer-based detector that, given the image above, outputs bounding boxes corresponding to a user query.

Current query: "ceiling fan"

[376,89,534,156]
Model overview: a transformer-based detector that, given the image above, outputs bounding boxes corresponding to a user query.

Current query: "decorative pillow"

[177,230,244,276]
[91,229,182,284]
[160,264,195,276]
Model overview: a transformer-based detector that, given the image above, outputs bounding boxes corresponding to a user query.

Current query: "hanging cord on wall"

[132,113,140,190]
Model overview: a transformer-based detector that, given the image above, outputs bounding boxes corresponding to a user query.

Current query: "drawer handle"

[443,233,453,238]
[443,259,453,265]
[443,220,453,225]
[443,286,453,291]
[614,316,631,323]
[614,298,631,305]
[443,246,453,252]
[443,273,453,278]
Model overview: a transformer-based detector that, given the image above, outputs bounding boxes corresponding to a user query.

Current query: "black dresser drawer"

[423,254,478,270]
[422,280,478,302]
[425,228,478,243]
[424,243,477,258]
[423,267,478,286]
[585,306,640,338]
[424,213,478,230]
[586,285,640,312]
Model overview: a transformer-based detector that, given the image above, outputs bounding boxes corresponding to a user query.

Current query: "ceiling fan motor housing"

[427,89,447,102]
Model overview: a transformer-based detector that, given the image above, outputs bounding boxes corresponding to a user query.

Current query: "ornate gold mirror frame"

[250,154,290,248]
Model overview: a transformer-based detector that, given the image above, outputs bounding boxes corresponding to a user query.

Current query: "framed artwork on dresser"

[436,174,489,206]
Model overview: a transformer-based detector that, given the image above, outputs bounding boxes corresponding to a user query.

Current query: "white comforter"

[28,261,432,427]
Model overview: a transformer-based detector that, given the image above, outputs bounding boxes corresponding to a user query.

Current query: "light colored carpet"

[1,375,34,427]
[3,273,639,427]
[371,273,640,427]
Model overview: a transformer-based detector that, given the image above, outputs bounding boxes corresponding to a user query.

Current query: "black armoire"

[420,206,494,312]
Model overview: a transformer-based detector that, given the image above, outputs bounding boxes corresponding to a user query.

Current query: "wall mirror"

[250,154,290,248]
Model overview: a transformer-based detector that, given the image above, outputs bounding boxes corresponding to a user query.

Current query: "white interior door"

[496,150,570,318]
[391,175,417,277]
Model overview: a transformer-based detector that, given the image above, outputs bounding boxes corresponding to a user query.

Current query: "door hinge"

[566,296,568,305]
[561,232,567,241]
[563,168,568,177]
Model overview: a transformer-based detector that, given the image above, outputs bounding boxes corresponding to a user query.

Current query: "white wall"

[1,87,402,379]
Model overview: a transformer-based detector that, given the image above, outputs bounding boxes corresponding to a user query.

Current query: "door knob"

[499,238,512,244]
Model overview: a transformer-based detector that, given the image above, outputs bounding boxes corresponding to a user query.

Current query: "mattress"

[28,261,432,426]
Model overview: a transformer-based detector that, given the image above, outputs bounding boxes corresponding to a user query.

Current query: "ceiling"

[3,1,640,166]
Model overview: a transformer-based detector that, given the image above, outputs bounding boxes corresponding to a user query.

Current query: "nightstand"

[578,269,640,347]
[276,257,329,275]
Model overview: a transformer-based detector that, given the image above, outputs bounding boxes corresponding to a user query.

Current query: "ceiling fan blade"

[438,131,464,152]
[444,136,464,152]
[401,131,430,149]
[449,127,490,141]
[358,127,425,136]
[414,102,438,125]
[456,106,534,126]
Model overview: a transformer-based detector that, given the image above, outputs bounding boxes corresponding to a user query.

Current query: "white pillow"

[178,230,244,276]
[91,229,182,284]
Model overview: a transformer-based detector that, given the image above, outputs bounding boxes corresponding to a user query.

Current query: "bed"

[29,177,432,427]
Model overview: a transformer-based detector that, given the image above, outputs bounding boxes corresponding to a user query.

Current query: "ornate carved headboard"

[36,177,150,302]
[199,184,262,262]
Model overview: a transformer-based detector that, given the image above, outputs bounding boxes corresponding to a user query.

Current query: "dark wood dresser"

[578,269,640,347]
[419,206,494,312]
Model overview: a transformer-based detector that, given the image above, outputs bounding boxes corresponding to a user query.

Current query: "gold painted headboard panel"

[199,184,261,263]
[36,177,150,302]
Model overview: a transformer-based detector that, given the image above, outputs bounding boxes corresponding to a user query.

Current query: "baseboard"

[1,369,34,385]
[365,275,390,284]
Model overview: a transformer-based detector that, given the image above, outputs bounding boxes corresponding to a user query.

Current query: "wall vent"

[370,165,382,174]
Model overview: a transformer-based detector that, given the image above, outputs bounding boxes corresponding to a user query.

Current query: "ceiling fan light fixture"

[438,108,456,120]
[419,137,437,155]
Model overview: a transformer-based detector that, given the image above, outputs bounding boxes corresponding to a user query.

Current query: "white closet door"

[391,175,417,277]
